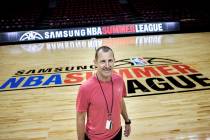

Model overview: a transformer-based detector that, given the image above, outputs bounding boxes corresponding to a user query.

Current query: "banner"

[0,22,180,44]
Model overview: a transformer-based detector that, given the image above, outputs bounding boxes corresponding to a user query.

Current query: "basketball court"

[0,32,210,140]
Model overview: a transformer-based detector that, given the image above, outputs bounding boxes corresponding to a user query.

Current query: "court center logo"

[19,31,43,41]
[1,57,210,97]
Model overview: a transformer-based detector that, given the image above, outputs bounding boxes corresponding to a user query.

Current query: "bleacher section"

[40,0,134,28]
[0,0,209,32]
[0,0,47,32]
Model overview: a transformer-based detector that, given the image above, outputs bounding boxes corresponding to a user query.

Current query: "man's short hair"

[95,46,114,60]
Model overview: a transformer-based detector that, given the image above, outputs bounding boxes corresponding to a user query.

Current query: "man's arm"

[121,98,129,122]
[121,98,131,137]
[76,111,86,140]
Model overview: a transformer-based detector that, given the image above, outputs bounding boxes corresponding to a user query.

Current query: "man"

[76,46,131,140]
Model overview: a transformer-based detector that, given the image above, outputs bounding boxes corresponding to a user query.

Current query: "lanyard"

[96,74,114,119]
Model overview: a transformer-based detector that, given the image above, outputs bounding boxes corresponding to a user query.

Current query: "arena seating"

[0,0,46,32]
[0,0,209,32]
[40,0,134,28]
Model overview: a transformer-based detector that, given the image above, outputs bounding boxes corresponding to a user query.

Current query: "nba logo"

[131,57,148,66]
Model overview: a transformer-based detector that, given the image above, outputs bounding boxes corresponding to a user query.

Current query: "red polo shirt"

[76,73,126,140]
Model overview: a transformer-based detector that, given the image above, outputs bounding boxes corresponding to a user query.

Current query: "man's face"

[94,50,115,80]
